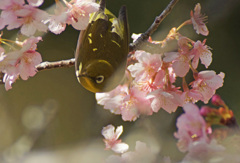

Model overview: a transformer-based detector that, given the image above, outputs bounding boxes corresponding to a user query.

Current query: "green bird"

[75,0,129,93]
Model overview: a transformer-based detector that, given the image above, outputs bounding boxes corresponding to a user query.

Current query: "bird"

[75,0,129,93]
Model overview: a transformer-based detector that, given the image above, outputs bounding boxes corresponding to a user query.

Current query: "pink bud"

[200,106,212,116]
[211,94,225,106]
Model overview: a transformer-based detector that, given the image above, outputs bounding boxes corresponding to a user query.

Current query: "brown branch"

[36,58,75,72]
[0,0,179,84]
[35,0,179,71]
[129,0,179,51]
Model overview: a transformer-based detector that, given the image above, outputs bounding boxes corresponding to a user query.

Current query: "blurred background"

[1,0,240,162]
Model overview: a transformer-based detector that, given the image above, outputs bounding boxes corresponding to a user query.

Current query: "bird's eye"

[95,75,104,84]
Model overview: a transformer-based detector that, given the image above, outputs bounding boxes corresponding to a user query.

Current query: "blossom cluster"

[0,36,42,90]
[103,100,240,163]
[0,0,99,36]
[175,99,240,162]
[96,3,224,121]
[0,0,99,89]
[102,124,164,163]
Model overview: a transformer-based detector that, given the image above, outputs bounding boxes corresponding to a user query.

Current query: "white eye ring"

[95,75,104,84]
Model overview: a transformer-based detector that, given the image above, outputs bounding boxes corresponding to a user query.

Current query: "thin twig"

[36,58,75,72]
[129,0,179,51]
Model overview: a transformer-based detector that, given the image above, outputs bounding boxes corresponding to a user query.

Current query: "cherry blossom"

[44,1,68,34]
[132,68,171,93]
[191,40,212,69]
[163,37,194,77]
[190,3,209,36]
[190,71,224,103]
[121,87,153,121]
[128,50,176,93]
[0,37,42,90]
[64,0,99,30]
[97,85,153,121]
[102,124,129,154]
[0,0,25,30]
[0,0,49,36]
[181,88,204,104]
[147,87,183,113]
[17,37,42,79]
[164,51,191,78]
[128,50,162,82]
[18,5,49,36]
[174,103,211,152]
[96,84,128,114]
[45,0,99,34]
[95,2,224,122]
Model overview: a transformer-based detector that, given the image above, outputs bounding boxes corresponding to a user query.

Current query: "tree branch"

[129,0,179,51]
[35,0,179,71]
[0,0,179,84]
[36,58,75,72]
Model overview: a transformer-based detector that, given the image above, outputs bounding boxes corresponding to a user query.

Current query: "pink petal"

[0,0,25,10]
[27,0,44,7]
[200,87,215,104]
[47,13,67,34]
[112,143,129,153]
[96,85,127,114]
[183,103,199,114]
[198,70,216,79]
[121,106,139,121]
[147,89,181,113]
[191,3,209,36]
[205,74,224,89]
[172,60,189,77]
[0,17,6,30]
[34,9,49,21]
[115,126,124,139]
[163,52,179,62]
[3,73,18,91]
[102,124,115,140]
[191,54,199,69]
[79,1,99,14]
[15,8,33,17]
[33,20,48,33]
[71,15,89,30]
[18,52,42,80]
[21,23,37,36]
[200,50,212,68]
[150,98,161,112]
[1,11,23,29]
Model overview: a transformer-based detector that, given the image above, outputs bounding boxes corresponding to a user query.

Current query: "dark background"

[1,0,240,162]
